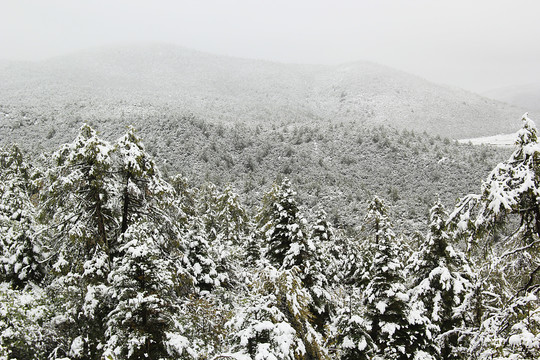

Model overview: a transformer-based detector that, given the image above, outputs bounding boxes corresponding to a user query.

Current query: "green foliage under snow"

[1,115,539,359]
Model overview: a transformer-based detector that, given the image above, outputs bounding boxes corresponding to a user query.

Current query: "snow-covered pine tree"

[330,305,375,360]
[211,184,249,246]
[257,180,335,333]
[448,114,540,359]
[258,178,310,270]
[408,200,475,360]
[225,266,328,360]
[0,180,44,289]
[304,208,334,333]
[0,145,44,289]
[169,174,198,224]
[181,215,222,292]
[197,184,247,287]
[244,233,261,267]
[40,123,116,261]
[0,144,38,193]
[450,114,540,289]
[105,220,185,359]
[363,196,434,360]
[39,124,117,358]
[115,127,174,236]
[0,282,55,359]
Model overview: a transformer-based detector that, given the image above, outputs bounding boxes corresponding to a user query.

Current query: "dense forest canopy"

[0,101,509,234]
[1,114,540,359]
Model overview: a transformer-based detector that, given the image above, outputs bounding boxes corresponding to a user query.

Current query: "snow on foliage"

[448,114,540,359]
[225,266,327,360]
[408,200,475,359]
[4,118,540,360]
[362,196,436,360]
[105,221,181,359]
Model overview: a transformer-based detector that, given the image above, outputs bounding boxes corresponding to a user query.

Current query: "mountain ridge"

[483,82,540,113]
[0,42,524,139]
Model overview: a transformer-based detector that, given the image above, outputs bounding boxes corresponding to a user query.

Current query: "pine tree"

[40,123,116,261]
[116,127,173,235]
[258,179,309,269]
[409,200,474,360]
[105,221,181,359]
[0,145,44,288]
[448,114,540,359]
[39,124,117,358]
[452,114,540,289]
[0,144,38,193]
[181,216,222,292]
[211,184,249,246]
[225,266,328,360]
[305,208,334,333]
[198,184,248,287]
[363,196,434,360]
[0,283,54,359]
[331,306,375,360]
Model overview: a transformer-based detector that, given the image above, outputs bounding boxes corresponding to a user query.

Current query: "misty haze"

[1,1,540,360]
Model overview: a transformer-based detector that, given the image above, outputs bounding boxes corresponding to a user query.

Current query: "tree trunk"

[121,175,131,234]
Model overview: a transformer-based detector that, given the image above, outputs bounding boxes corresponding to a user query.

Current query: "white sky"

[1,0,539,93]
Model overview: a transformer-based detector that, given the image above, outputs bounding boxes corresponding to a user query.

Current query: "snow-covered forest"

[1,114,540,359]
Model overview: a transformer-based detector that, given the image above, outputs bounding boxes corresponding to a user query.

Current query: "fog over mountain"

[483,82,540,113]
[0,43,523,140]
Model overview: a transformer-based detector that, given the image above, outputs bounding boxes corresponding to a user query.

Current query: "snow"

[70,336,84,357]
[358,336,367,350]
[458,133,517,147]
[253,320,275,332]
[508,331,539,349]
[408,307,425,325]
[375,301,387,314]
[381,322,399,336]
[414,350,435,360]
[342,336,355,348]
[165,332,190,356]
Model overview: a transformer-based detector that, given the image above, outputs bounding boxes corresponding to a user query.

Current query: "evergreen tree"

[0,144,38,193]
[258,179,309,269]
[39,124,117,359]
[225,266,328,360]
[305,208,334,333]
[0,145,44,288]
[211,184,249,246]
[244,233,261,267]
[199,184,247,287]
[331,305,375,360]
[168,174,197,223]
[105,221,182,360]
[363,197,434,360]
[40,123,116,260]
[451,114,540,288]
[471,289,540,360]
[115,127,173,236]
[181,216,222,292]
[409,200,474,360]
[449,114,540,359]
[0,283,54,359]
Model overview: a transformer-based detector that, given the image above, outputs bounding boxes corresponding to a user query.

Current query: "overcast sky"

[1,0,539,93]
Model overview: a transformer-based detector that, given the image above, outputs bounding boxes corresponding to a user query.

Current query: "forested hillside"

[0,103,508,232]
[0,44,522,138]
[1,115,539,359]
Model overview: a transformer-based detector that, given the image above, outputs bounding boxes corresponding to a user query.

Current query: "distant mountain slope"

[0,43,522,138]
[0,109,509,233]
[483,83,540,114]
